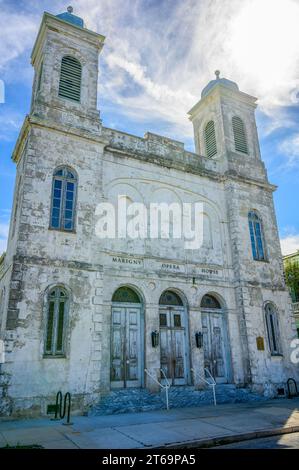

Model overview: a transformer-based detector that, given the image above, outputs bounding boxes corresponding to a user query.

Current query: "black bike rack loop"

[51,391,73,425]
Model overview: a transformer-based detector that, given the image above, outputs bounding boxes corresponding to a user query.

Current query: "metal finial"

[215,70,220,80]
[67,6,73,13]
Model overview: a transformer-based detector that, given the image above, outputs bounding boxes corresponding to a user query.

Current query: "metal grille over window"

[232,116,248,154]
[45,287,68,356]
[248,211,266,261]
[204,121,217,158]
[50,167,77,231]
[58,56,82,102]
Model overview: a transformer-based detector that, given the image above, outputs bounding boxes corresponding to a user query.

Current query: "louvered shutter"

[205,121,217,158]
[232,116,248,154]
[59,56,82,102]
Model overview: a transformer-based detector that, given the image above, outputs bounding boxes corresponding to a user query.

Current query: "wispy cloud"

[1,0,299,141]
[0,221,9,255]
[279,133,299,169]
[0,111,24,141]
[280,234,299,256]
[0,8,38,72]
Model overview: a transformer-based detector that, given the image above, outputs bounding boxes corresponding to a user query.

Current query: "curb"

[158,425,299,449]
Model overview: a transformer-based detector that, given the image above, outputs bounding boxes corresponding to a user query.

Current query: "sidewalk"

[0,398,299,449]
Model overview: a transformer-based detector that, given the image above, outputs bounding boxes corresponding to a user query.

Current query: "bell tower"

[30,6,105,132]
[188,71,267,182]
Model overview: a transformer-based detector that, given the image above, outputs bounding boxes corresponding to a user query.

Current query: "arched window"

[112,287,140,303]
[232,116,248,154]
[50,167,77,231]
[265,303,282,355]
[58,56,82,102]
[200,294,221,309]
[248,211,266,261]
[159,290,183,306]
[44,287,69,356]
[205,121,217,158]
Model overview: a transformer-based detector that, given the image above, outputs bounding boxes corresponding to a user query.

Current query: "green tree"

[285,261,299,302]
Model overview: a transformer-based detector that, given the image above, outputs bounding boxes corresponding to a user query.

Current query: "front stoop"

[90,384,267,416]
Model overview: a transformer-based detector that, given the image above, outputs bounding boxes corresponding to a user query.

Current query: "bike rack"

[51,391,73,425]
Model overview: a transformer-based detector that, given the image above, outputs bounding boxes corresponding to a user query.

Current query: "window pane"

[65,209,73,219]
[46,301,55,353]
[159,313,167,327]
[51,217,60,228]
[269,314,277,352]
[255,222,265,260]
[66,191,74,201]
[174,314,181,327]
[52,208,60,219]
[51,168,77,232]
[249,220,258,259]
[64,219,73,230]
[56,301,65,353]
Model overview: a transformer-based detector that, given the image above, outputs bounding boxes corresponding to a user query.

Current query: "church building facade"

[0,8,298,416]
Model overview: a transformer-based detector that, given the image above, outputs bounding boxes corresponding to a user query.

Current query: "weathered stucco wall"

[0,9,297,418]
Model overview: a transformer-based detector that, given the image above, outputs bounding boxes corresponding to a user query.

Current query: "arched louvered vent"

[205,121,217,158]
[58,56,82,102]
[232,116,248,154]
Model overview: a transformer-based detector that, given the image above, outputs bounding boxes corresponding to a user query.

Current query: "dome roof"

[56,6,84,28]
[201,71,239,98]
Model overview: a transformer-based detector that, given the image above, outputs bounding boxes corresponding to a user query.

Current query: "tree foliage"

[284,261,299,302]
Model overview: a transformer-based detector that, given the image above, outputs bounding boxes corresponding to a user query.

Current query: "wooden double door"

[159,306,189,385]
[202,311,229,383]
[110,304,142,388]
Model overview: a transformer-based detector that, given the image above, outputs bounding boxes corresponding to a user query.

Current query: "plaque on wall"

[256,336,265,351]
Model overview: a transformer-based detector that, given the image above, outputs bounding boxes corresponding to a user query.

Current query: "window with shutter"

[58,56,82,102]
[204,121,217,158]
[232,116,248,154]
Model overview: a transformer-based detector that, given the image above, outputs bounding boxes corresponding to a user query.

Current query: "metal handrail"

[145,368,170,410]
[191,367,217,406]
[160,367,171,388]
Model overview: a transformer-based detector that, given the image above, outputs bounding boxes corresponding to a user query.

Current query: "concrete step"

[90,384,267,416]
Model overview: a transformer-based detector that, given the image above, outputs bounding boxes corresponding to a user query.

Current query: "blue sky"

[0,0,299,255]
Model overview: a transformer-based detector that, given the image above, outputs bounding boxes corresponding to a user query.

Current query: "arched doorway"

[201,294,230,383]
[159,290,190,385]
[111,286,144,389]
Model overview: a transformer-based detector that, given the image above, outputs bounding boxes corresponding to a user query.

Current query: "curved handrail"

[145,368,170,410]
[191,367,217,406]
[204,367,216,386]
[160,368,171,388]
